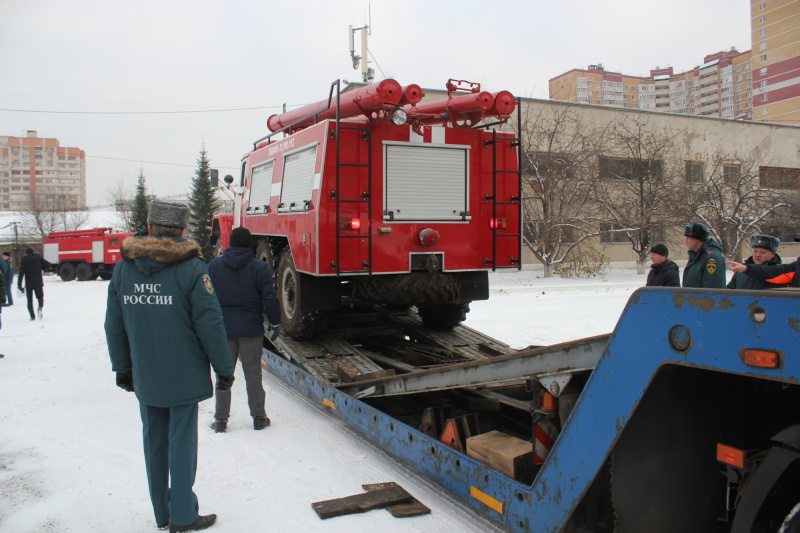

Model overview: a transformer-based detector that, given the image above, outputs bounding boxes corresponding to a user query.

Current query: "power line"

[0,105,283,115]
[87,155,237,170]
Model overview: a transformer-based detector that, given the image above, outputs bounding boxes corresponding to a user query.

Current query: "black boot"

[210,419,227,433]
[169,514,217,533]
[253,416,271,430]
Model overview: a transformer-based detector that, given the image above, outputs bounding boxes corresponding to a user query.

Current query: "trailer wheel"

[417,303,470,331]
[58,263,76,282]
[76,263,96,281]
[780,503,800,533]
[277,251,316,339]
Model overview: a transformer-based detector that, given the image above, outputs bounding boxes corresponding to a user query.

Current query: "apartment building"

[549,0,799,125]
[0,130,87,211]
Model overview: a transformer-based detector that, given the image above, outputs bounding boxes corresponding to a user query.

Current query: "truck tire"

[780,503,800,533]
[355,272,459,305]
[256,239,281,286]
[76,263,96,281]
[58,263,76,282]
[277,251,316,340]
[417,303,470,331]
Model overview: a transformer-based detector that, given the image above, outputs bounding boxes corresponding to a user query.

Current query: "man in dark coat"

[682,222,726,288]
[207,227,281,433]
[105,200,235,533]
[1,251,13,306]
[727,234,784,290]
[17,247,51,320]
[646,243,680,287]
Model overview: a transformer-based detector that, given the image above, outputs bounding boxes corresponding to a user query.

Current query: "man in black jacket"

[207,227,281,433]
[727,234,783,290]
[646,244,680,287]
[17,247,51,320]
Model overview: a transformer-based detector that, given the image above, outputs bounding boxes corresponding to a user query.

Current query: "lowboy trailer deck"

[260,287,800,533]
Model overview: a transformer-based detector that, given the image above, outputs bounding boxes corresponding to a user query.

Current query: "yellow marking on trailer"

[470,486,504,514]
[322,398,337,410]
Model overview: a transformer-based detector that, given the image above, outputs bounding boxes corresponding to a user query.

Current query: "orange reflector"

[742,349,780,369]
[338,217,361,230]
[541,392,557,414]
[489,218,508,229]
[717,443,746,469]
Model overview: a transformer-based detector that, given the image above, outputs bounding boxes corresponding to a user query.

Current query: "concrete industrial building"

[549,0,800,125]
[0,130,87,211]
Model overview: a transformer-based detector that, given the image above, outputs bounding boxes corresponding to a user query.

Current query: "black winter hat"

[148,200,190,229]
[2,251,9,257]
[650,243,669,257]
[229,227,252,248]
[750,234,780,252]
[684,222,709,242]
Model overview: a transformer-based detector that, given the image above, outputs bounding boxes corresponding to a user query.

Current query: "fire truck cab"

[211,79,522,339]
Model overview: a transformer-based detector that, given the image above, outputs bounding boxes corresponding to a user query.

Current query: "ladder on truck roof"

[332,81,373,275]
[484,104,523,271]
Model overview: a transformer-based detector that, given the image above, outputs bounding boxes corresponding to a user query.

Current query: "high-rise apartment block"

[549,0,800,125]
[0,130,87,211]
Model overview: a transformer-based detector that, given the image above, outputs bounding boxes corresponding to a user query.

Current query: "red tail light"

[338,217,361,230]
[742,349,780,369]
[489,218,508,229]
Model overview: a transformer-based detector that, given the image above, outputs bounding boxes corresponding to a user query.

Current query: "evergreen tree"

[130,169,149,233]
[188,145,219,260]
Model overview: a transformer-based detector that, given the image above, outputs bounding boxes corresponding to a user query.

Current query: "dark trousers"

[139,403,200,527]
[214,336,266,420]
[4,279,12,305]
[25,286,43,318]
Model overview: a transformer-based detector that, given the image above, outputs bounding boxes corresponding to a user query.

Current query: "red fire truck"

[211,79,522,338]
[43,227,134,281]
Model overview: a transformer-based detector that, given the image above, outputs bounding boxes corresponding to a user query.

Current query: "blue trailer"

[262,287,800,532]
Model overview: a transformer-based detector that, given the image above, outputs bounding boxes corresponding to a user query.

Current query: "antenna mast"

[348,7,374,83]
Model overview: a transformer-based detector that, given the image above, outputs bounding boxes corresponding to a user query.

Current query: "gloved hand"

[116,372,134,392]
[216,374,235,392]
[267,323,281,341]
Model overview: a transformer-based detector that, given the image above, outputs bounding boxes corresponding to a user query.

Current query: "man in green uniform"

[105,200,234,533]
[682,222,727,288]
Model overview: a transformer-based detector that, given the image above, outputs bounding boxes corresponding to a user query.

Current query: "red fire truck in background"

[211,79,522,339]
[43,227,134,281]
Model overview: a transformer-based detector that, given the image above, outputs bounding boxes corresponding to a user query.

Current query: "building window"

[759,15,766,23]
[599,156,662,181]
[760,28,767,37]
[723,164,741,183]
[760,42,767,51]
[600,223,629,244]
[761,81,768,89]
[760,167,800,188]
[762,106,769,114]
[762,94,769,102]
[760,54,768,62]
[759,2,766,9]
[686,162,704,183]
[761,67,768,75]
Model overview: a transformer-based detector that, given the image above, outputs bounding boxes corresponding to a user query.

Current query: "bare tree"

[21,194,90,239]
[105,176,136,231]
[695,148,791,259]
[517,106,609,277]
[591,115,686,274]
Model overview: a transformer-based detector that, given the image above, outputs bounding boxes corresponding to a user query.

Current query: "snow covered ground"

[0,268,646,533]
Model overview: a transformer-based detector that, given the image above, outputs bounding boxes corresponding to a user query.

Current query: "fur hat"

[750,234,780,252]
[684,222,709,242]
[148,200,189,229]
[650,243,669,257]
[229,227,252,248]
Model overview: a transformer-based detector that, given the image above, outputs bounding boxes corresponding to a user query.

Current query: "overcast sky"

[0,0,752,207]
